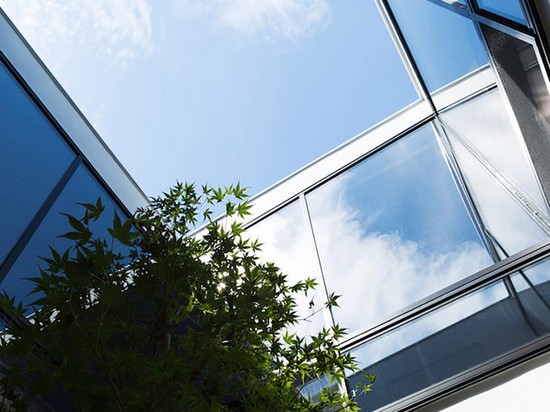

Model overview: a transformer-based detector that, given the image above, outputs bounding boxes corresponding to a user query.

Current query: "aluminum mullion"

[518,0,536,29]
[472,12,534,39]
[298,193,335,331]
[472,6,533,35]
[438,82,498,113]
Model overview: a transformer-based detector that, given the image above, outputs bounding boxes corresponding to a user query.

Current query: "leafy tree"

[0,183,373,411]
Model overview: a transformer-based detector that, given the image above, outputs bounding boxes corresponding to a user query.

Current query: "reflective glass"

[387,0,488,92]
[306,125,491,335]
[443,122,548,256]
[1,165,126,307]
[0,63,75,264]
[442,89,548,214]
[246,201,326,337]
[476,0,527,25]
[349,258,550,411]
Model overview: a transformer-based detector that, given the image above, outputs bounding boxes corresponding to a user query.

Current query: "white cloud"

[0,0,153,66]
[177,0,330,40]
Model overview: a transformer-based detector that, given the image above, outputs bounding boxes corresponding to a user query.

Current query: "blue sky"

[0,0,417,196]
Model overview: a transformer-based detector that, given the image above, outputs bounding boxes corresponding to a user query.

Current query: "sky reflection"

[306,124,491,334]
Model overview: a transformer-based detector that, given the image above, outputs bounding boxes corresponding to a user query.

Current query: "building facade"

[242,1,550,411]
[2,0,550,411]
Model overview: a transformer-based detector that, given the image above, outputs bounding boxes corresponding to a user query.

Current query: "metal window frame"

[471,0,533,32]
[346,2,550,409]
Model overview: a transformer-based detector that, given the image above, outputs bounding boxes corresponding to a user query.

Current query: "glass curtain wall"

[0,56,131,313]
[2,165,127,307]
[244,0,550,409]
[0,62,75,265]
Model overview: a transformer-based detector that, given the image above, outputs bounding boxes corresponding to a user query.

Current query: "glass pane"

[1,165,127,307]
[349,258,550,411]
[306,124,492,335]
[443,123,548,256]
[476,0,527,25]
[442,89,548,214]
[0,63,75,264]
[246,201,326,337]
[387,0,488,92]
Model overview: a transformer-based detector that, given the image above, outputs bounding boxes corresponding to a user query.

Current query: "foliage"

[0,183,373,411]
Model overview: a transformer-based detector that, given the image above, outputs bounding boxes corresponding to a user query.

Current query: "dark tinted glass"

[0,63,75,264]
[349,258,550,411]
[1,165,127,307]
[306,125,491,335]
[387,0,488,92]
[476,0,527,25]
